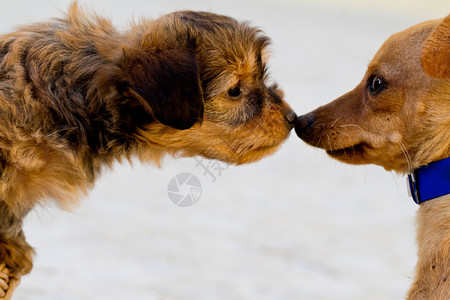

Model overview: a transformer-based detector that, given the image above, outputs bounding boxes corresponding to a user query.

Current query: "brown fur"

[295,15,450,299]
[0,2,295,297]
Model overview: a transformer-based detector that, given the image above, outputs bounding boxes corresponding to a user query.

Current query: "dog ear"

[421,14,450,79]
[123,48,204,130]
[119,19,204,130]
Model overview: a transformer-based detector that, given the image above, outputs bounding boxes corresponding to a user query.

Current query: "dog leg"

[0,233,34,299]
[0,264,20,300]
[407,196,450,300]
[0,201,34,298]
[0,265,9,299]
[0,232,34,276]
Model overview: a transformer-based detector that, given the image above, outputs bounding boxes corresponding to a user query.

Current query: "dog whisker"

[326,134,332,151]
[338,124,364,132]
[395,139,413,174]
[396,139,413,174]
[339,131,357,156]
[330,117,340,128]
[314,136,322,148]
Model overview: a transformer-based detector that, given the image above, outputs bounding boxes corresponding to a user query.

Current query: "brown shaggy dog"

[0,3,296,298]
[295,15,450,299]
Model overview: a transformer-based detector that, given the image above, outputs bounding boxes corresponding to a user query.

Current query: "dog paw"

[0,264,19,300]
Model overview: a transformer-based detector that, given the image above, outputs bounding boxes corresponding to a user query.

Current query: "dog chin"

[235,144,282,165]
[197,142,282,165]
[325,143,408,172]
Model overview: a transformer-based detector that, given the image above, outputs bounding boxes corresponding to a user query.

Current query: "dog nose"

[285,111,297,128]
[295,113,314,129]
[294,113,314,136]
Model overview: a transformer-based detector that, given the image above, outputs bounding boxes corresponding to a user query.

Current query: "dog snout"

[294,113,315,137]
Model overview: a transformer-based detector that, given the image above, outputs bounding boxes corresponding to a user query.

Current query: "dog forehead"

[201,35,269,86]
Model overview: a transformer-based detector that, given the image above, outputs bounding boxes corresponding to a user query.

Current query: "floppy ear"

[124,48,204,130]
[421,14,450,79]
[120,18,204,130]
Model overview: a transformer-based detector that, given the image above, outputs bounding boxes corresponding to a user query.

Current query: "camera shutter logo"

[167,173,202,207]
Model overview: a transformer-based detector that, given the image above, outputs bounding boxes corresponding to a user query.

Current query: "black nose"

[285,111,297,127]
[294,113,315,137]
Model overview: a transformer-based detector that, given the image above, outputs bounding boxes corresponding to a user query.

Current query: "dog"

[0,2,296,298]
[295,15,449,299]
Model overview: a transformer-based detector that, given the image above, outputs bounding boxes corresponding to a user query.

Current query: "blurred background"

[2,0,447,299]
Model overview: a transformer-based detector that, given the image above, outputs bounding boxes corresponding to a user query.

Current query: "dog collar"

[407,157,450,205]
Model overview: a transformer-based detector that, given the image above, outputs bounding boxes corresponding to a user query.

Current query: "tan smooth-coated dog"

[295,15,450,299]
[0,3,296,298]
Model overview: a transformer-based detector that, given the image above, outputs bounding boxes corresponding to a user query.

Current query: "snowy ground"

[1,0,447,299]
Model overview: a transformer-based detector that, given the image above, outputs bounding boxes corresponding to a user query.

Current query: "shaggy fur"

[295,15,450,299]
[0,2,295,298]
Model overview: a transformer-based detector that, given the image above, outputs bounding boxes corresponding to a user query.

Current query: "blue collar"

[408,157,450,205]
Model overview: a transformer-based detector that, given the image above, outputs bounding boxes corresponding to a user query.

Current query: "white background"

[1,0,447,299]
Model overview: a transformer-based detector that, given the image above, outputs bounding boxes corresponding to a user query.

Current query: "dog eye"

[368,76,386,95]
[227,86,242,99]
